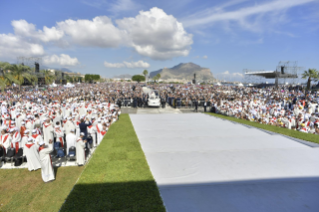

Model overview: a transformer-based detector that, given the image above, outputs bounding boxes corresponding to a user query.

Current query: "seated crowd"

[0,90,121,182]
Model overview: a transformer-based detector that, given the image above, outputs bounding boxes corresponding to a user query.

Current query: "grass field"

[60,114,165,212]
[207,112,319,144]
[0,166,84,212]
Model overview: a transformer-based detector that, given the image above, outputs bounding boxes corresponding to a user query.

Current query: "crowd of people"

[0,84,121,182]
[0,82,318,181]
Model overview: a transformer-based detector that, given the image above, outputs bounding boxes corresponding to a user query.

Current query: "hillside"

[149,62,214,81]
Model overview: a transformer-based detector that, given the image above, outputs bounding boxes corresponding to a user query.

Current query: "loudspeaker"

[22,78,32,86]
[62,79,67,85]
[62,72,64,78]
[35,63,39,73]
[38,77,45,86]
[194,73,196,79]
[281,66,285,74]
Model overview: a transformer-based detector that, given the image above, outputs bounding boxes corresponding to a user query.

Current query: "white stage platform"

[130,113,319,212]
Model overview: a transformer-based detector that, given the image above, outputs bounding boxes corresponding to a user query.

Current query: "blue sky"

[0,0,318,80]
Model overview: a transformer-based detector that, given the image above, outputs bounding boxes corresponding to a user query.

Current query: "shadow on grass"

[60,180,165,212]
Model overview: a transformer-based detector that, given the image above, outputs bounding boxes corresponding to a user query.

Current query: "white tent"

[237,83,244,87]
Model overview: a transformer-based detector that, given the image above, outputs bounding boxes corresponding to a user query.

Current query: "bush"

[132,75,145,82]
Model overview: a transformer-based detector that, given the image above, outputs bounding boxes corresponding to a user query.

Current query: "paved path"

[130,113,319,212]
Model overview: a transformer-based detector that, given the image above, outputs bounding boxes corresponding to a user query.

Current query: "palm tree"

[41,70,56,85]
[9,64,32,89]
[302,68,319,90]
[143,70,148,82]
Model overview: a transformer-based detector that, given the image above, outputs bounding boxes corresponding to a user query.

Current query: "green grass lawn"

[207,112,319,144]
[60,114,165,212]
[0,166,84,212]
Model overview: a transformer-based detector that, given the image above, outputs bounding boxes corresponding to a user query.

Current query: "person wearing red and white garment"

[42,118,54,148]
[54,124,64,148]
[38,140,55,183]
[21,129,30,156]
[11,127,21,154]
[24,137,41,171]
[1,111,9,125]
[76,132,87,166]
[95,119,103,145]
[3,116,11,128]
[31,129,43,146]
[0,128,11,153]
[100,124,107,138]
[299,123,309,133]
[87,118,97,147]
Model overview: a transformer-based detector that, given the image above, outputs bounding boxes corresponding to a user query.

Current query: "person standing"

[194,99,198,112]
[24,137,41,171]
[0,128,11,153]
[39,140,55,183]
[43,118,54,147]
[66,129,77,155]
[203,99,207,112]
[76,132,87,166]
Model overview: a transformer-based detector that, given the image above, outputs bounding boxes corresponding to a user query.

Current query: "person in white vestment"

[38,140,55,183]
[76,132,87,166]
[64,117,75,135]
[54,124,64,148]
[96,119,103,145]
[43,118,54,147]
[24,137,41,171]
[21,129,29,156]
[66,129,77,155]
[0,128,11,153]
[31,129,43,145]
[11,128,21,153]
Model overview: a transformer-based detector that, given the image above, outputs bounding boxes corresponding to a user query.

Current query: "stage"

[130,113,319,212]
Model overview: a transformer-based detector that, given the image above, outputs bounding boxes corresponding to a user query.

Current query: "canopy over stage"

[130,113,319,212]
[243,61,301,86]
[244,70,298,79]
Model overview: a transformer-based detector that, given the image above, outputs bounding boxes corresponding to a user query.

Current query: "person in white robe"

[31,129,43,145]
[66,129,77,155]
[96,119,103,145]
[76,132,87,166]
[0,128,11,153]
[64,117,75,135]
[11,128,21,153]
[87,120,97,147]
[42,118,54,147]
[24,137,41,171]
[54,125,64,148]
[21,129,30,156]
[38,140,55,182]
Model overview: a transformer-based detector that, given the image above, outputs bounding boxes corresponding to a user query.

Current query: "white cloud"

[116,7,193,60]
[104,62,125,68]
[57,16,123,47]
[183,0,314,32]
[104,60,150,68]
[1,7,193,61]
[0,33,44,59]
[203,55,208,59]
[12,20,64,42]
[43,54,79,66]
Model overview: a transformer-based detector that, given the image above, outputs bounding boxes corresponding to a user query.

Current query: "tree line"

[0,61,102,90]
[131,70,161,83]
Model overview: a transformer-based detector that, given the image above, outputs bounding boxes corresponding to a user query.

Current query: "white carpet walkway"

[130,113,319,212]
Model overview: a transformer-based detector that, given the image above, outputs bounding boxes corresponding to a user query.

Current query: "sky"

[0,0,318,81]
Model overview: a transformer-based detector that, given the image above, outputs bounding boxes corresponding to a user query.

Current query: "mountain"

[113,74,132,79]
[149,62,214,81]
